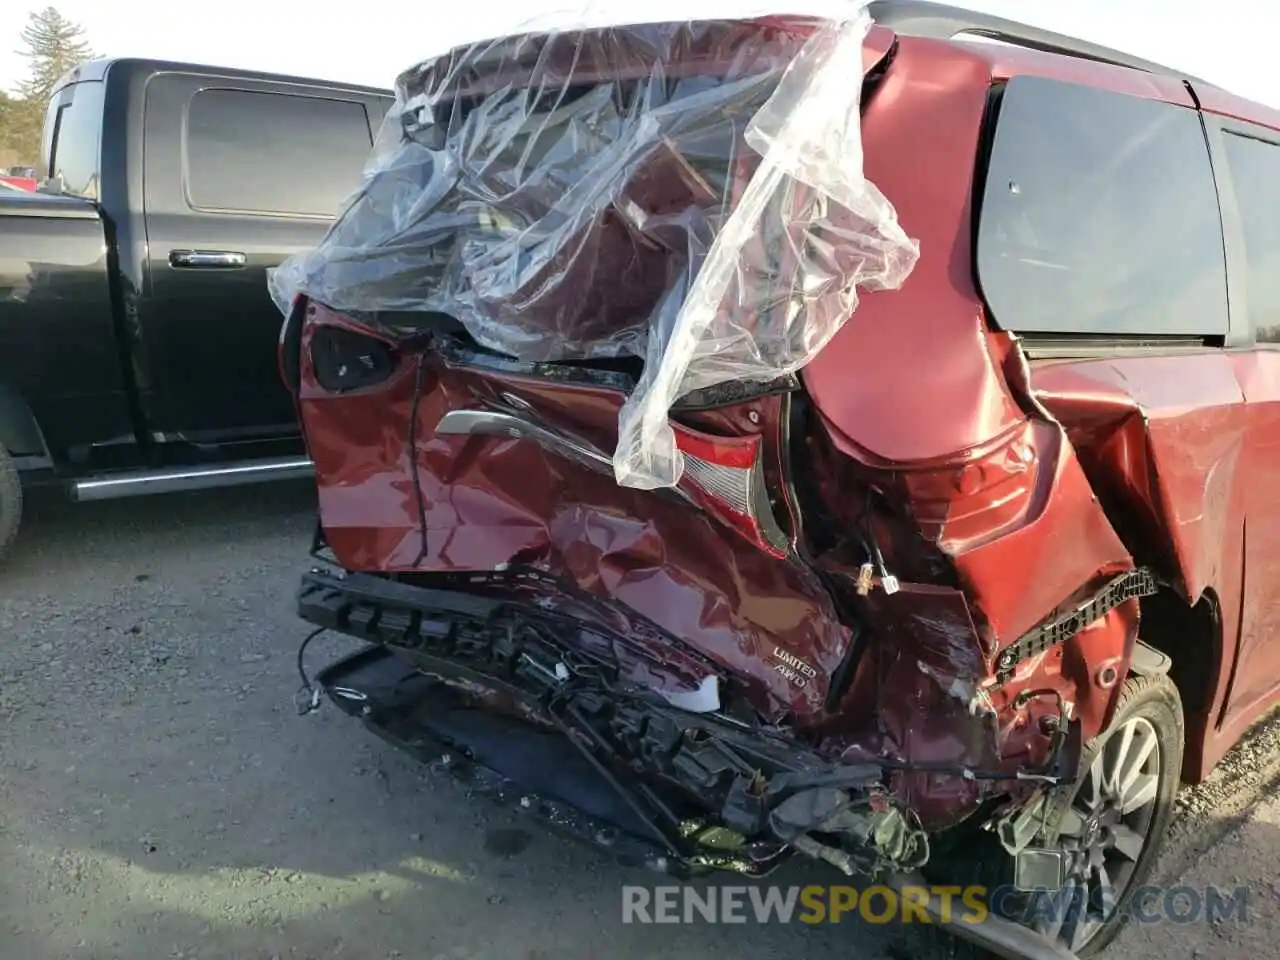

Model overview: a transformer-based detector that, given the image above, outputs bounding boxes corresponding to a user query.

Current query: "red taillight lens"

[672,423,791,559]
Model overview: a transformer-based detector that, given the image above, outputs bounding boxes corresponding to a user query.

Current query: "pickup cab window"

[43,80,106,199]
[976,75,1229,339]
[184,89,373,217]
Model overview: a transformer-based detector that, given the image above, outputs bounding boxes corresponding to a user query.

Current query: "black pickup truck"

[0,58,392,559]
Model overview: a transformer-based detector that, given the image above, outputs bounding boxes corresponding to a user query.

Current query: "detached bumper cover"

[301,568,1083,960]
[297,567,928,877]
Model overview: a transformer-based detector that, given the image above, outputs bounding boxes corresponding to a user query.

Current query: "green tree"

[16,6,93,104]
[1,8,94,167]
[0,90,43,168]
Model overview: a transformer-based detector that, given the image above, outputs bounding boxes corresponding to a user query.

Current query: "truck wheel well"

[1137,586,1218,716]
[0,385,47,458]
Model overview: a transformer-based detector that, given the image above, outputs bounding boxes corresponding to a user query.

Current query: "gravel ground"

[0,483,1276,960]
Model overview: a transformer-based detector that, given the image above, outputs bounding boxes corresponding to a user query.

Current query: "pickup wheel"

[0,444,22,563]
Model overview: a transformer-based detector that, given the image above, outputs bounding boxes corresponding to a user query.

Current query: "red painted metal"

[297,306,857,727]
[290,26,1280,829]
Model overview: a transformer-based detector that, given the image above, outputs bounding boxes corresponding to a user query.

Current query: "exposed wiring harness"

[293,627,327,715]
[855,487,899,595]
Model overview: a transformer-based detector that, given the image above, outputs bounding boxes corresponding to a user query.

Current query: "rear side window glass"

[185,89,372,217]
[976,76,1228,338]
[1221,131,1280,342]
[46,80,105,199]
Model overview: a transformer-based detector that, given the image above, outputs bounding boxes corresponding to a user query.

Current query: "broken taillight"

[672,423,791,559]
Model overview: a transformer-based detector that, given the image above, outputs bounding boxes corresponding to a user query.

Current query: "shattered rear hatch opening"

[272,8,917,740]
[269,10,917,491]
[299,565,931,878]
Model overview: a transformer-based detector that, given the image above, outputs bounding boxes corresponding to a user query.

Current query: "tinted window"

[1222,131,1280,342]
[46,80,105,199]
[977,76,1228,337]
[185,89,372,216]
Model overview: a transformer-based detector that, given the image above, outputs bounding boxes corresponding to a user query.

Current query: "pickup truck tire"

[0,444,22,562]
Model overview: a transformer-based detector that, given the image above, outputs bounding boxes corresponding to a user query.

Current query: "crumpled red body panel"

[800,32,1278,806]
[1028,351,1280,781]
[298,314,854,727]
[1029,354,1246,602]
[792,37,1156,824]
[802,37,1133,656]
[836,588,1138,825]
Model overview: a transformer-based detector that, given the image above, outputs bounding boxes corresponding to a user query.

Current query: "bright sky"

[2,0,1277,107]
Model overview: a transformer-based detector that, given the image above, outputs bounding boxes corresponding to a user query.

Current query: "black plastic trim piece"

[673,374,800,413]
[278,296,306,396]
[995,569,1159,682]
[1018,336,1224,360]
[317,645,734,878]
[1127,640,1173,678]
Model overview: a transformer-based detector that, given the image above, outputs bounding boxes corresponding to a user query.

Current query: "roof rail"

[867,0,1204,83]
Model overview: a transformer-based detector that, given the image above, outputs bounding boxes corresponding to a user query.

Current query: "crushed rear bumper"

[297,567,926,877]
[298,567,1081,960]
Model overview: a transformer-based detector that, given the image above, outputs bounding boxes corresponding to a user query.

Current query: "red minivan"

[274,3,1280,957]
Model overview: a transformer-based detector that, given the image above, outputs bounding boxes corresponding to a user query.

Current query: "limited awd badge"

[768,645,818,688]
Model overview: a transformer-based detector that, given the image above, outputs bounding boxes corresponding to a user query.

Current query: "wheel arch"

[1134,585,1221,783]
[0,383,49,458]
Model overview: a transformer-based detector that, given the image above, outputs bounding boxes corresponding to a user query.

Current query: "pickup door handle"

[169,249,247,269]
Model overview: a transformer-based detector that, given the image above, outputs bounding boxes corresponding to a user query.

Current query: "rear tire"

[922,672,1183,959]
[1005,673,1184,957]
[0,445,23,563]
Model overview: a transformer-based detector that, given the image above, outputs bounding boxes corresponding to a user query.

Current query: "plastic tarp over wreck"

[269,2,919,490]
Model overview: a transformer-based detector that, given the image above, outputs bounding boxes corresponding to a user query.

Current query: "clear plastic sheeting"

[269,2,919,490]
